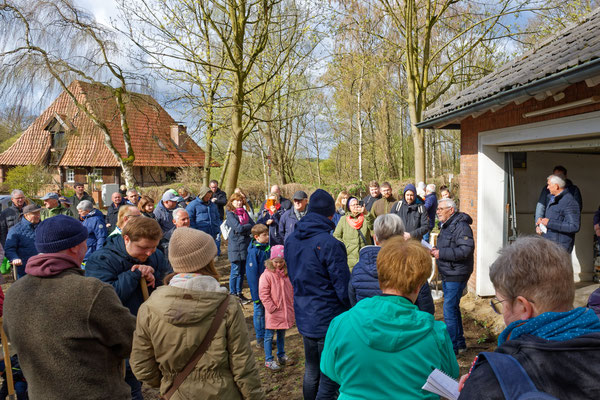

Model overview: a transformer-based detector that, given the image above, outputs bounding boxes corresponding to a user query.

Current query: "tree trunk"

[223,77,244,196]
[202,101,216,186]
[121,161,135,188]
[356,71,364,183]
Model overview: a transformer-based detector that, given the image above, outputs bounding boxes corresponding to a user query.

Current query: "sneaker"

[265,360,281,371]
[237,293,252,305]
[256,340,264,349]
[278,355,294,366]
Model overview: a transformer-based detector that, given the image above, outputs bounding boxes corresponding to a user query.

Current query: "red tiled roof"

[0,80,205,167]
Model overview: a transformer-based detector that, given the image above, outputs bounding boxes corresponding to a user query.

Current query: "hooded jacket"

[437,212,474,282]
[333,213,373,270]
[81,208,108,260]
[390,188,430,241]
[4,217,38,277]
[321,295,458,399]
[3,253,135,400]
[542,189,580,253]
[285,212,350,338]
[259,268,295,330]
[130,276,265,400]
[246,240,270,302]
[186,190,221,238]
[84,234,171,315]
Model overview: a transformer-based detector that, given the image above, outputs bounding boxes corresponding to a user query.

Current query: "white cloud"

[75,0,119,26]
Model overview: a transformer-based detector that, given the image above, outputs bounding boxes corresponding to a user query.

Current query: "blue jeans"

[442,280,467,351]
[302,335,339,400]
[125,359,144,400]
[265,329,286,362]
[229,260,245,295]
[215,233,221,256]
[253,302,265,341]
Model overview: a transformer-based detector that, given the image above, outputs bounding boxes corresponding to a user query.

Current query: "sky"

[76,0,119,25]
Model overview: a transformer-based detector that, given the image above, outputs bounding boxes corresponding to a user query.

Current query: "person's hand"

[211,198,217,203]
[266,219,273,225]
[106,223,111,227]
[539,218,549,226]
[358,205,365,214]
[11,259,22,266]
[131,264,156,288]
[535,226,542,235]
[458,373,469,392]
[403,232,411,240]
[269,205,277,213]
[431,248,440,259]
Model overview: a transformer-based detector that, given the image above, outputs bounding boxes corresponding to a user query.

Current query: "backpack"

[478,352,559,400]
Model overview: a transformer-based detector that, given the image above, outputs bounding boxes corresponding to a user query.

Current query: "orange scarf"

[346,213,364,230]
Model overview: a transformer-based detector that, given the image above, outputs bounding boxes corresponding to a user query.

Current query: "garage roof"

[419,7,600,129]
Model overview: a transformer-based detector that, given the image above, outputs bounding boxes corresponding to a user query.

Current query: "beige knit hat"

[168,227,217,273]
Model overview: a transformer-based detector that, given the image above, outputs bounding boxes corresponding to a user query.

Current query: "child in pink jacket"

[259,245,295,370]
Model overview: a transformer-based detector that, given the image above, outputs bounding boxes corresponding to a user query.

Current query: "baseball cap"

[292,191,308,200]
[162,190,183,203]
[41,192,59,200]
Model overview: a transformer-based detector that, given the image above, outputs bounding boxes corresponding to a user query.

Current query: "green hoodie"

[321,295,458,399]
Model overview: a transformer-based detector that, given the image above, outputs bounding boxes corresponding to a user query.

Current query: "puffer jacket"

[436,212,474,282]
[154,201,177,233]
[333,213,373,270]
[278,208,300,243]
[4,218,38,277]
[186,196,221,238]
[130,276,265,400]
[285,212,350,338]
[0,202,24,246]
[81,208,108,261]
[259,268,295,330]
[226,210,255,263]
[389,200,430,240]
[542,189,580,253]
[424,193,438,230]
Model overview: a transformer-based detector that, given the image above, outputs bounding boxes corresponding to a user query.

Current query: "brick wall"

[459,81,600,291]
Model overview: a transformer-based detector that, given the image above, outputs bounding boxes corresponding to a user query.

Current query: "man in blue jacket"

[279,191,308,243]
[432,198,474,355]
[5,204,41,278]
[536,174,580,253]
[285,189,349,400]
[154,189,183,233]
[186,186,220,242]
[76,200,108,262]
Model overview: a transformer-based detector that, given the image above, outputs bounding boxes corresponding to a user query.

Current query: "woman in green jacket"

[333,197,372,270]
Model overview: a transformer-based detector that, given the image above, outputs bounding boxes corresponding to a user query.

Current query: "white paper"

[421,239,433,250]
[539,224,547,234]
[422,369,460,400]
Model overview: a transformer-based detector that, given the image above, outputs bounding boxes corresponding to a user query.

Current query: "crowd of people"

[0,171,598,399]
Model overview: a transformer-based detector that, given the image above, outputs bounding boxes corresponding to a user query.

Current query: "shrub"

[5,165,55,198]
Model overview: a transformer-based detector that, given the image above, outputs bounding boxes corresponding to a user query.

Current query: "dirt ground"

[142,256,499,399]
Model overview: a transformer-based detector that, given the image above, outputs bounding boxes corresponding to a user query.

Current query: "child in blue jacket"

[246,224,271,347]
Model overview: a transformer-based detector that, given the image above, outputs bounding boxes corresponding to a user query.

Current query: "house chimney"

[170,124,186,148]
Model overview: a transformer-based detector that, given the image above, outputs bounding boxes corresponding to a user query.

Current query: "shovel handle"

[0,318,16,398]
[140,277,150,301]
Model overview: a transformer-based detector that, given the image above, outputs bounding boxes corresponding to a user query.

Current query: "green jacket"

[40,204,75,221]
[333,214,372,270]
[321,295,459,400]
[130,277,265,400]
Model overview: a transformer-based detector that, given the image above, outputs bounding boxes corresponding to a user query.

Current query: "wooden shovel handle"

[0,318,16,398]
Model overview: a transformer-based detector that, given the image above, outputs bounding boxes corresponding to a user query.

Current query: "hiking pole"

[0,318,16,400]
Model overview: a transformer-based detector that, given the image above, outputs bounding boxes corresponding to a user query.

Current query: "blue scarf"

[498,307,600,346]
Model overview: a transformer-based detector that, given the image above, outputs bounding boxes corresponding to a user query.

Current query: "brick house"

[419,9,600,295]
[0,80,205,188]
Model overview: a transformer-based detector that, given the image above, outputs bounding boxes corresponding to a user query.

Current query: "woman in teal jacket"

[321,237,458,399]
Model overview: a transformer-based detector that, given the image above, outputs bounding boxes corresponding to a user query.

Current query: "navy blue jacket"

[279,208,300,243]
[424,193,438,230]
[437,212,474,282]
[285,212,350,338]
[186,197,220,238]
[349,245,434,314]
[105,202,121,234]
[542,190,580,253]
[535,179,583,222]
[256,208,284,246]
[153,201,176,233]
[4,218,38,277]
[211,189,228,220]
[226,210,254,263]
[81,208,108,261]
[245,240,270,302]
[84,235,171,315]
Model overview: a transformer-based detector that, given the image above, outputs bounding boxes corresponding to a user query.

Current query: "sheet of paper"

[421,239,433,250]
[422,369,459,400]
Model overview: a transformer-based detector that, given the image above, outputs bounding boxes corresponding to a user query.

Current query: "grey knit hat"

[168,227,217,273]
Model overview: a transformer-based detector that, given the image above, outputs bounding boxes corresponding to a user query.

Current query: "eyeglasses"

[489,297,507,314]
[437,207,451,211]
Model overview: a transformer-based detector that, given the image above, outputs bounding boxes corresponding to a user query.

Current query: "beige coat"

[130,275,265,400]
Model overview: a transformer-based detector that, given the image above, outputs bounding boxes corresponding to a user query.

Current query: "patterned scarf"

[235,207,249,225]
[346,213,364,230]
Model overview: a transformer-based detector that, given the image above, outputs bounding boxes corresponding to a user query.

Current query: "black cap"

[292,191,308,200]
[22,204,41,214]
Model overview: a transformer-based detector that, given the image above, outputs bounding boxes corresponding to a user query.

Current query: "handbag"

[160,295,230,400]
[220,220,231,240]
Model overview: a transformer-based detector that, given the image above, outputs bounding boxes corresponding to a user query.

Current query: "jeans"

[264,329,286,362]
[229,260,245,295]
[215,233,221,256]
[125,359,144,400]
[302,335,339,400]
[253,302,265,341]
[442,280,467,351]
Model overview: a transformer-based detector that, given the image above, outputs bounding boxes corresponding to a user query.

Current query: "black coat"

[361,194,381,212]
[436,212,474,282]
[389,200,430,240]
[105,203,121,234]
[226,210,255,263]
[0,202,23,246]
[211,189,228,220]
[459,332,600,400]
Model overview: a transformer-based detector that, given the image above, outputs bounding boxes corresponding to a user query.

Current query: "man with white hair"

[159,208,190,258]
[536,174,580,253]
[77,200,108,261]
[431,198,474,355]
[0,189,27,246]
[423,184,438,242]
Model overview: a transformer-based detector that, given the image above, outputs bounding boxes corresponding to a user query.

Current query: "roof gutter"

[417,57,600,129]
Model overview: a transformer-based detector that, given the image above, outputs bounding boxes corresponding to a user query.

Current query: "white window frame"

[66,168,75,183]
[93,168,103,182]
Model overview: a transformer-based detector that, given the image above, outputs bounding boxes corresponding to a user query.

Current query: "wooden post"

[140,277,149,301]
[0,318,16,400]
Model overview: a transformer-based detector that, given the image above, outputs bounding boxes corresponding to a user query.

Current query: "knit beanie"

[35,215,88,253]
[270,245,284,260]
[168,227,217,273]
[307,189,335,218]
